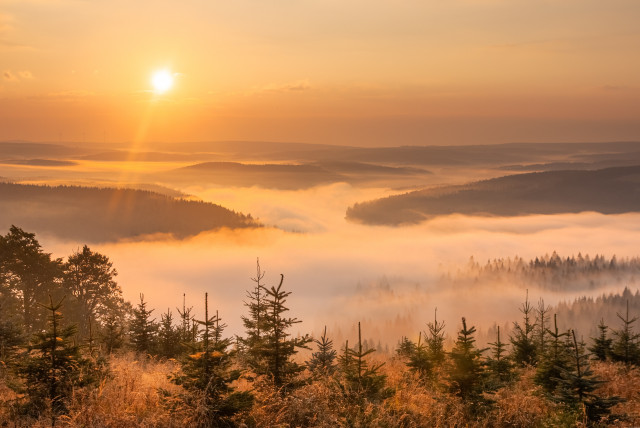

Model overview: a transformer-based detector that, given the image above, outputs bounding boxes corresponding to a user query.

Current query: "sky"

[1,0,640,145]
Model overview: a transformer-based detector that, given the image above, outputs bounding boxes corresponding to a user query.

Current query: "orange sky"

[1,0,639,146]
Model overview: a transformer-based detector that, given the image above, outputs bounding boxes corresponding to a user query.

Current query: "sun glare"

[151,70,174,94]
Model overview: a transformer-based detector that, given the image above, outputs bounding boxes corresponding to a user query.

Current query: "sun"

[151,70,174,94]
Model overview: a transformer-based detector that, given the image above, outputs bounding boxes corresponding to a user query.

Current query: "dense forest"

[0,183,260,242]
[346,165,640,225]
[2,226,640,427]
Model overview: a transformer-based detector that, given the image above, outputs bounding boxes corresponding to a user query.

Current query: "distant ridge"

[346,165,640,225]
[0,183,260,242]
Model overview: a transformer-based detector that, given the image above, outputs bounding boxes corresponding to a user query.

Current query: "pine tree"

[407,332,432,380]
[171,293,253,427]
[510,291,537,367]
[240,259,269,372]
[307,326,337,377]
[176,293,197,351]
[258,274,311,390]
[486,326,513,388]
[0,302,24,374]
[447,317,487,405]
[535,314,570,394]
[158,309,181,359]
[425,308,446,368]
[396,336,416,359]
[17,296,92,424]
[611,300,640,366]
[588,319,612,362]
[340,322,388,402]
[129,293,157,356]
[556,330,623,425]
[100,313,125,355]
[535,298,550,357]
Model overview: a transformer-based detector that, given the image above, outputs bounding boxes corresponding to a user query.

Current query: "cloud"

[34,182,640,348]
[255,79,311,94]
[18,70,33,79]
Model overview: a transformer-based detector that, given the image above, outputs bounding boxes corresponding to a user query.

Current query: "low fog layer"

[38,182,640,347]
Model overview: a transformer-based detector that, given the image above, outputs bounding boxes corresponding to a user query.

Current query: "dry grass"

[2,354,640,427]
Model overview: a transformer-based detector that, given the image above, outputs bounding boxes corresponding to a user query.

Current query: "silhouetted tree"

[447,317,487,405]
[407,332,432,380]
[257,274,311,390]
[158,309,181,359]
[171,293,253,427]
[535,314,570,394]
[239,259,269,372]
[0,226,62,331]
[589,319,612,362]
[100,313,125,355]
[307,326,337,377]
[556,330,623,424]
[425,308,446,368]
[129,294,157,356]
[510,291,537,366]
[340,322,388,402]
[17,296,92,425]
[611,300,640,366]
[396,336,416,360]
[63,245,121,339]
[486,326,513,388]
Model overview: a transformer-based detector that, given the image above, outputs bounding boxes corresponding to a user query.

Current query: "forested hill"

[0,182,260,242]
[346,165,640,225]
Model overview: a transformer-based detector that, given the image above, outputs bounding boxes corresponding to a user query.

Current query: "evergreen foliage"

[447,317,487,405]
[158,309,181,359]
[257,274,311,390]
[610,300,640,366]
[535,314,570,394]
[0,226,62,331]
[407,332,432,380]
[307,326,337,377]
[16,296,93,423]
[171,293,253,427]
[556,330,623,425]
[486,326,513,388]
[588,318,613,361]
[100,313,125,355]
[239,259,269,372]
[63,245,122,339]
[395,336,416,359]
[510,291,537,367]
[339,322,389,402]
[425,308,446,367]
[129,294,158,356]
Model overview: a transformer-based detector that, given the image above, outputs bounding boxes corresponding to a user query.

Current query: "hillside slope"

[346,165,640,225]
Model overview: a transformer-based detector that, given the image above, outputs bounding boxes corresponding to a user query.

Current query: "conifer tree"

[17,296,92,424]
[535,314,570,394]
[240,259,269,371]
[611,300,640,366]
[535,298,550,357]
[396,336,416,359]
[588,319,612,362]
[176,293,197,351]
[158,309,181,359]
[258,274,311,390]
[100,313,125,355]
[486,326,513,388]
[0,302,24,373]
[447,317,487,405]
[425,308,446,368]
[340,322,388,401]
[171,293,253,427]
[556,330,623,424]
[307,326,337,377]
[510,291,537,367]
[129,293,157,356]
[407,332,432,380]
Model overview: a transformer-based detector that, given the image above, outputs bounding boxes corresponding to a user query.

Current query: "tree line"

[1,226,639,426]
